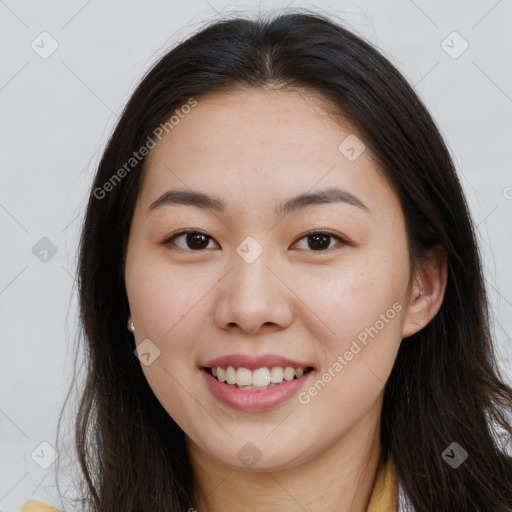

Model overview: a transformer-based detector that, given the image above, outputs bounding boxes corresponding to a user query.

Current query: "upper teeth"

[212,366,306,387]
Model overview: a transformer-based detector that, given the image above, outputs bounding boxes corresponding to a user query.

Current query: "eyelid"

[162,229,220,250]
[290,229,348,250]
[162,229,349,252]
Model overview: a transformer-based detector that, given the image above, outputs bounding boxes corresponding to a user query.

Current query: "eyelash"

[162,229,348,252]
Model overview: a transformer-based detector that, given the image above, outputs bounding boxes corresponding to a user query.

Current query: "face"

[124,87,418,472]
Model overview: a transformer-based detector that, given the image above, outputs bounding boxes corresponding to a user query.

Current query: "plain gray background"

[1,1,511,510]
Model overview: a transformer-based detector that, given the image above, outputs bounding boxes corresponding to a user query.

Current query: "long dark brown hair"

[58,9,512,512]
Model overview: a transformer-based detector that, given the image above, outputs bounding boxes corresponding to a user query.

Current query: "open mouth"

[203,366,315,391]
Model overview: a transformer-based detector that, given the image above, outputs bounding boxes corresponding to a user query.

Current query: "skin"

[124,87,447,512]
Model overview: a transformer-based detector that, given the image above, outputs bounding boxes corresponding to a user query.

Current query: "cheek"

[292,261,406,344]
[126,259,216,428]
[126,256,216,340]
[288,247,408,390]
[294,270,404,425]
[125,255,223,411]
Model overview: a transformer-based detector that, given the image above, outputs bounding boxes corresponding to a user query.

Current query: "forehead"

[137,87,401,220]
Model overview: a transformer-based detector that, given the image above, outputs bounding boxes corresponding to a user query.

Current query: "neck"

[186,399,383,512]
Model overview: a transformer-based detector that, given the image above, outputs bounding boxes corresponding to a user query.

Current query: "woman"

[22,10,512,512]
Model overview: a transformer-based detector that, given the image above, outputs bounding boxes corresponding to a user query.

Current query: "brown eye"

[293,231,346,251]
[165,231,219,251]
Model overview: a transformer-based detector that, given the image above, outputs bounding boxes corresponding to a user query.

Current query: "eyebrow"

[148,187,370,216]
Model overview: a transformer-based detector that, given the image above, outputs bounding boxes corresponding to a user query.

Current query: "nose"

[213,247,294,335]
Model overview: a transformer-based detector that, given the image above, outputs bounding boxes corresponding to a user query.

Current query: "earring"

[419,291,425,296]
[127,317,135,333]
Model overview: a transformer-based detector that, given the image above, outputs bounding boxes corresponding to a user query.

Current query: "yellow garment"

[19,501,59,512]
[20,456,398,511]
[367,456,398,511]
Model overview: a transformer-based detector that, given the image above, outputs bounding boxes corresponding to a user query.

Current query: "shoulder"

[19,500,60,512]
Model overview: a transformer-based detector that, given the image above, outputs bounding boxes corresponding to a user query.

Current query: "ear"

[401,244,448,339]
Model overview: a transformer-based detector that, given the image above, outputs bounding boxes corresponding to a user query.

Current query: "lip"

[200,367,315,412]
[201,354,315,371]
